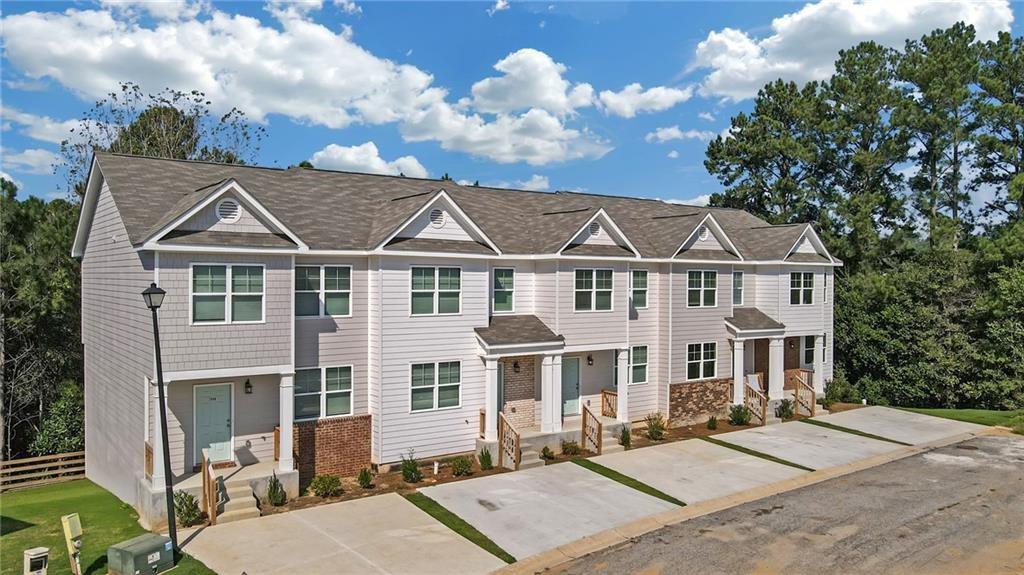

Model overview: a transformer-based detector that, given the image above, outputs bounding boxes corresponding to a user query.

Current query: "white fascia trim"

[556,208,641,258]
[71,156,103,258]
[164,363,294,383]
[139,179,309,251]
[374,190,503,255]
[785,224,836,263]
[672,213,744,260]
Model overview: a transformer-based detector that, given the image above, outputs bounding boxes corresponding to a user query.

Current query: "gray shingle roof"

[161,230,296,248]
[726,308,786,331]
[94,152,833,260]
[474,315,564,346]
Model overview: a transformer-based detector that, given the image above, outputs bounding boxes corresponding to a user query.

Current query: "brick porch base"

[293,414,372,485]
[668,378,732,426]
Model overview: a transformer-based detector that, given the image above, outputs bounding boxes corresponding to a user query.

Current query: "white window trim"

[686,269,718,309]
[492,267,516,314]
[189,263,266,325]
[410,265,463,316]
[408,360,463,413]
[574,268,615,312]
[790,272,815,306]
[801,336,816,368]
[824,273,830,304]
[631,269,648,310]
[294,365,355,421]
[732,271,744,306]
[685,341,718,381]
[629,345,648,384]
[295,264,354,319]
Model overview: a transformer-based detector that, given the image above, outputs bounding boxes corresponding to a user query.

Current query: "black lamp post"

[142,282,177,552]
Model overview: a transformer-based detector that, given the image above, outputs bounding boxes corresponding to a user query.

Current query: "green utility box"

[106,533,174,575]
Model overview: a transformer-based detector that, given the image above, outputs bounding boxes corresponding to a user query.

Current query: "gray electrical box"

[106,533,174,575]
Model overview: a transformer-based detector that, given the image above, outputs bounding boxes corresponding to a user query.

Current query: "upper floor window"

[493,268,515,313]
[192,264,264,324]
[824,273,830,303]
[790,272,814,305]
[410,361,461,411]
[687,270,717,308]
[411,267,461,315]
[630,345,648,384]
[686,342,717,380]
[294,365,353,420]
[295,265,352,317]
[575,269,613,311]
[732,271,744,306]
[631,270,648,309]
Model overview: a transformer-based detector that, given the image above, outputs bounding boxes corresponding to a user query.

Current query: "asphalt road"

[554,434,1024,575]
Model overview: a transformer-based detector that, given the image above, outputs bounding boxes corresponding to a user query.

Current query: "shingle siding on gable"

[395,198,476,243]
[177,193,276,235]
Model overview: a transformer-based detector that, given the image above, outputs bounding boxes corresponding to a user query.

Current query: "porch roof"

[725,307,785,333]
[475,314,564,347]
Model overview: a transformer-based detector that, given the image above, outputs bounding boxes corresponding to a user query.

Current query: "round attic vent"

[429,208,446,228]
[589,222,601,236]
[698,225,710,241]
[216,198,241,223]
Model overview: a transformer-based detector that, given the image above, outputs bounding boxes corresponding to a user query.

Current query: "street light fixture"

[142,282,177,552]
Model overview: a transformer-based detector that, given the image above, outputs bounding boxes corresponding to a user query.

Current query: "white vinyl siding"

[192,264,264,324]
[631,270,648,309]
[295,265,352,317]
[687,270,717,308]
[410,361,461,412]
[411,266,461,315]
[574,268,613,311]
[686,342,717,380]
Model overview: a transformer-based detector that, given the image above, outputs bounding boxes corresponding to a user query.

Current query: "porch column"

[732,340,745,405]
[768,337,785,401]
[616,349,629,422]
[484,357,499,441]
[813,334,825,394]
[540,353,563,433]
[551,355,562,432]
[278,372,295,472]
[150,378,166,483]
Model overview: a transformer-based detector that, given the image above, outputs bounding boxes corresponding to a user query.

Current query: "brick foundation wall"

[293,414,372,485]
[668,378,732,426]
[500,356,536,428]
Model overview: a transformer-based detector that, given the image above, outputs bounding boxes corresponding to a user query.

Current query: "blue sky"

[1,0,1019,202]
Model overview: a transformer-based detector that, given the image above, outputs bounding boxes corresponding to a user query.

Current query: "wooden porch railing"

[600,389,618,418]
[0,451,86,492]
[200,448,218,526]
[273,426,281,461]
[581,405,603,455]
[793,369,816,417]
[743,376,768,426]
[145,442,154,479]
[479,408,486,439]
[497,412,521,471]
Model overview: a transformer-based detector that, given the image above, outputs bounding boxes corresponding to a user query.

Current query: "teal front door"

[195,384,232,463]
[562,357,580,416]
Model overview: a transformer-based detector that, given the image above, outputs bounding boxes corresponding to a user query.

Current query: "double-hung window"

[295,265,352,317]
[732,271,744,306]
[630,345,648,384]
[802,335,816,366]
[687,270,717,307]
[575,269,613,311]
[493,268,514,312]
[686,342,717,380]
[294,366,354,420]
[631,270,648,309]
[411,267,461,315]
[410,361,461,411]
[324,267,352,316]
[790,272,814,305]
[192,264,264,323]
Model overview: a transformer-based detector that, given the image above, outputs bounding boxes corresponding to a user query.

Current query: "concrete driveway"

[590,438,807,504]
[714,419,902,470]
[180,493,506,575]
[812,406,987,445]
[418,460,678,560]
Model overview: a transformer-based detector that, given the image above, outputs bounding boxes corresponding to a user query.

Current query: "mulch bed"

[626,420,750,449]
[826,402,866,413]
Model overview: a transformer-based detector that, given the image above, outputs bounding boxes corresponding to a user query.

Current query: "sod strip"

[403,492,517,564]
[798,418,913,446]
[572,458,686,507]
[700,436,815,472]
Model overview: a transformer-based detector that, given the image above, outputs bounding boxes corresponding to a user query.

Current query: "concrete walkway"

[590,438,807,504]
[180,493,506,575]
[418,460,678,560]
[812,405,987,445]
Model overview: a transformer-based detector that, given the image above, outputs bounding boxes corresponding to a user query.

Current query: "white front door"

[195,383,233,463]
[562,357,580,416]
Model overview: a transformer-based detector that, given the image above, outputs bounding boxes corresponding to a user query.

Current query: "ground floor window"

[630,345,648,384]
[294,366,353,419]
[411,361,461,411]
[686,342,717,380]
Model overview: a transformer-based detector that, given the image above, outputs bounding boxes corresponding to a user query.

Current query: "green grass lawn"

[899,407,1024,431]
[0,480,214,575]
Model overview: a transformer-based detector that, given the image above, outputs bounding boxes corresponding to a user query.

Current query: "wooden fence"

[581,405,603,455]
[0,451,86,492]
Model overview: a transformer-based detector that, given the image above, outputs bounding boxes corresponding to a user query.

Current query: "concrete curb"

[493,428,997,575]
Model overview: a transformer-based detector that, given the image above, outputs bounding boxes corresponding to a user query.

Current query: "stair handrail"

[581,405,603,455]
[200,448,218,526]
[497,412,521,471]
[794,369,816,417]
[743,374,768,426]
[600,389,618,418]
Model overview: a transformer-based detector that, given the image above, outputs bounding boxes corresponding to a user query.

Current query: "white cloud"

[667,150,679,159]
[2,148,59,175]
[698,111,715,122]
[2,107,79,144]
[1,171,24,188]
[663,194,711,207]
[539,20,546,29]
[693,0,1014,101]
[644,125,716,144]
[99,0,206,20]
[487,0,509,16]
[597,83,692,118]
[334,0,361,14]
[516,174,549,191]
[470,49,594,116]
[309,141,428,178]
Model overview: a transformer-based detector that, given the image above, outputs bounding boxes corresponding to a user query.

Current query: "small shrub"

[540,445,555,460]
[357,468,374,489]
[776,399,795,420]
[729,404,752,426]
[266,472,286,506]
[560,440,581,456]
[644,412,667,440]
[619,426,631,449]
[451,456,473,476]
[707,415,718,430]
[401,449,423,483]
[173,491,202,527]
[309,474,342,498]
[478,448,493,470]
[822,370,860,408]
